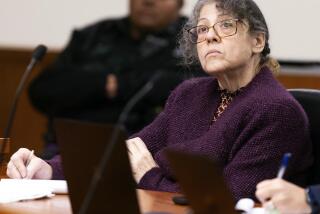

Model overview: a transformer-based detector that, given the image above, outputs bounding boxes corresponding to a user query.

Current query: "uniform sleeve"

[308,185,320,211]
[28,30,107,116]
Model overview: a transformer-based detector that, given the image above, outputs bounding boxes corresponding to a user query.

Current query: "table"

[0,189,189,214]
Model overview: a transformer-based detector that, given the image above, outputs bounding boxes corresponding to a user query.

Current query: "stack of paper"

[0,179,68,203]
[235,198,279,214]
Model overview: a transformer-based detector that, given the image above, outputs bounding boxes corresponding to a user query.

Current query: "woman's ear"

[252,32,266,54]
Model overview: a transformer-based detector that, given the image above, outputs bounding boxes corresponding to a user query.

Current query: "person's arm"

[138,101,312,197]
[256,179,312,214]
[307,185,320,214]
[129,85,179,155]
[221,102,312,201]
[7,148,53,179]
[127,87,181,192]
[45,155,64,180]
[127,108,178,192]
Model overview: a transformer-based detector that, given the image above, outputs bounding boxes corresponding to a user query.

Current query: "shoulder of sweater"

[238,70,306,118]
[173,76,214,93]
[245,87,300,109]
[242,88,306,121]
[161,76,214,107]
[244,69,296,105]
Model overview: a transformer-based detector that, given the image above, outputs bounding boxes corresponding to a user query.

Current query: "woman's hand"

[256,178,311,214]
[6,148,53,179]
[126,137,158,183]
[105,74,118,98]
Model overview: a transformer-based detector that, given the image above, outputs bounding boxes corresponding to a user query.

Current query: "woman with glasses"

[127,0,313,200]
[6,0,313,201]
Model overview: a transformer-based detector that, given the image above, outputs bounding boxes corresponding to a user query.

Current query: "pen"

[265,153,291,213]
[25,150,34,168]
[277,153,292,178]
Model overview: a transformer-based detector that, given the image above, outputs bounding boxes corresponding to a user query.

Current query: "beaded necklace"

[211,87,242,124]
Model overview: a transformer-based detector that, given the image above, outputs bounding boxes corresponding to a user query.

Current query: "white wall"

[254,0,320,61]
[0,0,128,50]
[0,0,319,61]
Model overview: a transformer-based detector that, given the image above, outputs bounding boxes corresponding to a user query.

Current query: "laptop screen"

[166,150,237,214]
[54,119,140,214]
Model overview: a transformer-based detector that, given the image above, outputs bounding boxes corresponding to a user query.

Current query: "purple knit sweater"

[132,67,313,200]
[47,67,313,201]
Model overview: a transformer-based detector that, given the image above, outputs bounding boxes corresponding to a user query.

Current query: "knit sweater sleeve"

[222,101,313,200]
[130,87,178,155]
[139,100,313,198]
[132,87,180,192]
[46,155,65,180]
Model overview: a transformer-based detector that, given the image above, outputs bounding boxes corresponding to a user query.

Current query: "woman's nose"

[206,27,221,43]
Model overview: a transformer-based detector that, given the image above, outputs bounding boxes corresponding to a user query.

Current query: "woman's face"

[196,3,261,75]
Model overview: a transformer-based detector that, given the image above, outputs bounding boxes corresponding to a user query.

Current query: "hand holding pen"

[23,150,34,179]
[25,150,34,168]
[256,153,292,214]
[6,148,53,179]
[255,151,310,214]
[256,152,312,214]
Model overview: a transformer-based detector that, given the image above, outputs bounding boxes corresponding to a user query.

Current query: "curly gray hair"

[179,0,270,66]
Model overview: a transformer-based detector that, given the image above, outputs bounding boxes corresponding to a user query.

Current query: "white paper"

[0,179,68,203]
[235,198,280,214]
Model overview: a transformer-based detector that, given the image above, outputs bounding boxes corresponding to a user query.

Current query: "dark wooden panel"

[277,74,320,89]
[0,48,58,156]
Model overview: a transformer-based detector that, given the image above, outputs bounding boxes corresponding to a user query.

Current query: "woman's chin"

[203,64,228,76]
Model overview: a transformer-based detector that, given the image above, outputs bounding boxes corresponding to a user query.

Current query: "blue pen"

[277,153,292,178]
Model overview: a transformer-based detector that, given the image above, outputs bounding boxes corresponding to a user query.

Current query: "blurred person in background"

[29,0,203,159]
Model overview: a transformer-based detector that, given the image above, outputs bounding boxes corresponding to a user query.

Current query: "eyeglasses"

[187,19,240,44]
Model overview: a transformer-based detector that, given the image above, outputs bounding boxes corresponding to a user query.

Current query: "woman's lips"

[206,50,222,57]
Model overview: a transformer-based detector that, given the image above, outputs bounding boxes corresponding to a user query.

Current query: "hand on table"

[256,178,311,214]
[126,137,158,183]
[7,148,53,179]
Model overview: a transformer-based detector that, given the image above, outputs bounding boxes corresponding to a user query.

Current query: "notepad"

[0,179,68,203]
